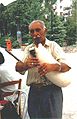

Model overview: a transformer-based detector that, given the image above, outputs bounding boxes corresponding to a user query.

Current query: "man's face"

[29,22,47,45]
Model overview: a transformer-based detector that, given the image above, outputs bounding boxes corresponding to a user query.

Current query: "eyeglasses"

[29,28,41,34]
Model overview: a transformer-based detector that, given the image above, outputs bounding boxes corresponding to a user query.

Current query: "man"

[15,20,71,119]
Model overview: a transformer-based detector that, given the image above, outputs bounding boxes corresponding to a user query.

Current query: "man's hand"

[26,56,40,68]
[38,63,60,77]
[38,63,47,77]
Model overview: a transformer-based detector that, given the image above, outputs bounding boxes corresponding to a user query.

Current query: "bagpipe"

[30,37,72,87]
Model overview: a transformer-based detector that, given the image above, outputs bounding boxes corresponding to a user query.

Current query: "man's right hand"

[25,57,40,68]
[15,57,40,72]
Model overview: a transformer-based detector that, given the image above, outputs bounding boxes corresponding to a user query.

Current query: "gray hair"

[29,20,46,29]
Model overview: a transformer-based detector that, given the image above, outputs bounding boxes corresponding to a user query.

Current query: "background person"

[15,20,71,119]
[0,47,23,101]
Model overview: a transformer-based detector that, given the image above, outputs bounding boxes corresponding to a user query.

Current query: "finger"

[38,68,47,77]
[38,64,47,72]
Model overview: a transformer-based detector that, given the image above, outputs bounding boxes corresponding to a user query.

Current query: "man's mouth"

[34,36,41,45]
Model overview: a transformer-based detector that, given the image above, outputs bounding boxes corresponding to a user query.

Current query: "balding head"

[29,20,46,29]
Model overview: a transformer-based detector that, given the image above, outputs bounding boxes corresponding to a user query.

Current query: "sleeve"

[52,41,71,67]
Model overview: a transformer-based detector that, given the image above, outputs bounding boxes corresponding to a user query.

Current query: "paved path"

[62,52,77,119]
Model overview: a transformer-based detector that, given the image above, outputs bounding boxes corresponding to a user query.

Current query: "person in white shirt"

[0,47,21,101]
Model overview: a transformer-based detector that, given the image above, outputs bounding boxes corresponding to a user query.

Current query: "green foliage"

[65,0,77,45]
[0,0,53,47]
[0,37,6,48]
[0,0,68,48]
[50,14,66,46]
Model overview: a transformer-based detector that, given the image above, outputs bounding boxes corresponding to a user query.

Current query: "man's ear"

[44,28,47,34]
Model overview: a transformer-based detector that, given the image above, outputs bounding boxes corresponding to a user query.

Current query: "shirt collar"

[32,38,50,47]
[44,38,50,47]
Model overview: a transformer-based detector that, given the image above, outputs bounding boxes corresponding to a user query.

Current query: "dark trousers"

[28,84,63,119]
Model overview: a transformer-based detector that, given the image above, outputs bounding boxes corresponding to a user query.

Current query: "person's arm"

[15,56,40,73]
[38,62,71,77]
[15,61,28,72]
[48,62,71,72]
[52,41,71,72]
[58,61,71,72]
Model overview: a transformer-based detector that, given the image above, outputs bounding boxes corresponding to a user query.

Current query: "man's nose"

[33,32,40,39]
[33,30,38,35]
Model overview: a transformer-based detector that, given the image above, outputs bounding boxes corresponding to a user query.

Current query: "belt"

[30,83,54,88]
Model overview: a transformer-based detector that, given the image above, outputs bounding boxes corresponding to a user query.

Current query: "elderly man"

[15,20,71,119]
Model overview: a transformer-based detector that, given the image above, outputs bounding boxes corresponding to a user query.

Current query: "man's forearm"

[15,61,29,72]
[47,63,71,72]
[60,63,71,72]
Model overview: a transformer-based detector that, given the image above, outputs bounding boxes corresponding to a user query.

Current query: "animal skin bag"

[35,43,72,87]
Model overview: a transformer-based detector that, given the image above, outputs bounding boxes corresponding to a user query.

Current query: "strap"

[5,49,22,62]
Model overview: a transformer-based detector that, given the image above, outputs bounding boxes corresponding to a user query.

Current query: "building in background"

[53,0,72,21]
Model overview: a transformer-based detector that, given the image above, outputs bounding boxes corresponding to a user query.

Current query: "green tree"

[0,3,6,36]
[41,0,66,46]
[0,0,58,47]
[65,0,77,45]
[50,13,66,46]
